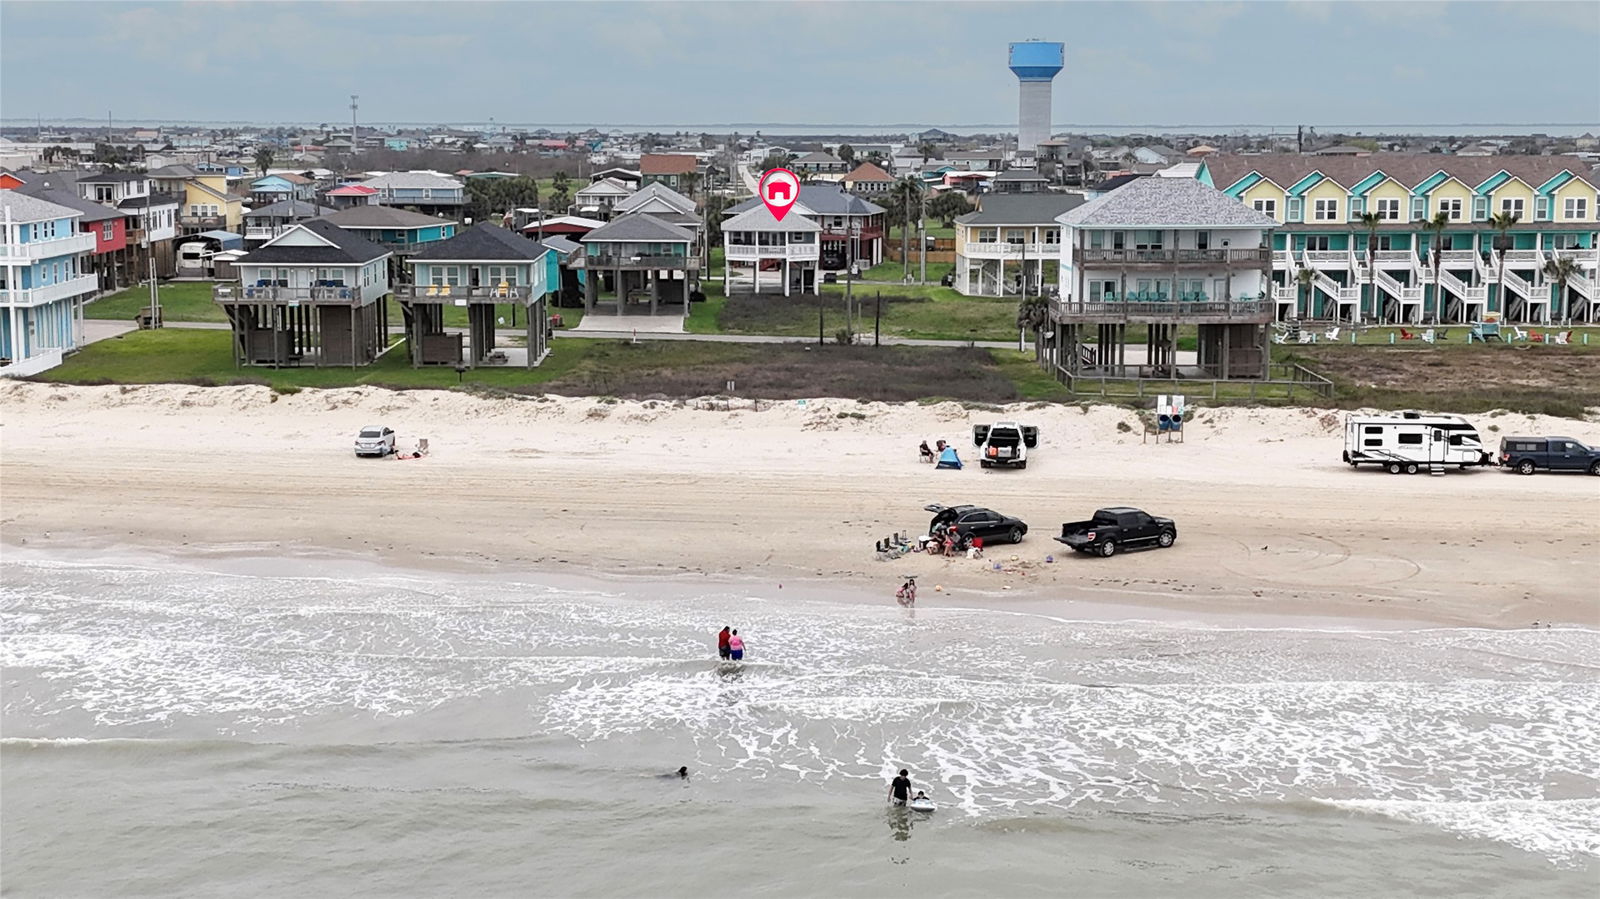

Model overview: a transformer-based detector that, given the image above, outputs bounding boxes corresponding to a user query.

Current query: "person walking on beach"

[728,629,745,662]
[718,626,732,660]
[888,769,912,806]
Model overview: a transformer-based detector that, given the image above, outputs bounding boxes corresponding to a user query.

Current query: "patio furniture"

[1551,330,1572,345]
[1467,322,1500,343]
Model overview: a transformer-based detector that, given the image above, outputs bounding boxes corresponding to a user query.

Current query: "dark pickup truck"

[1054,507,1177,557]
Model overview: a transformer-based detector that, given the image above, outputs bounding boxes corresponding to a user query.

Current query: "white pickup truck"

[973,421,1039,469]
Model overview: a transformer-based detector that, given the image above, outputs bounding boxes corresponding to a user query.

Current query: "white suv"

[354,426,395,457]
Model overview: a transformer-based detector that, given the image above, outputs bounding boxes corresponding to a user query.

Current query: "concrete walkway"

[571,313,685,335]
[81,320,139,346]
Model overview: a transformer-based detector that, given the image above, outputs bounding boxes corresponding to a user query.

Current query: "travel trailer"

[1343,412,1493,474]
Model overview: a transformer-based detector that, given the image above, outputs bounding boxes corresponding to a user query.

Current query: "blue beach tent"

[935,447,963,469]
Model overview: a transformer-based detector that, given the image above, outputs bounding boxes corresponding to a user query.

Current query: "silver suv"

[354,426,395,457]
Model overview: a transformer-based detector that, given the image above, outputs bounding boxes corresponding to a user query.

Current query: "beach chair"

[1551,330,1571,345]
[1323,326,1340,342]
[498,280,511,298]
[425,284,439,297]
[1272,332,1288,345]
[1436,329,1450,341]
[1421,329,1436,343]
[1400,328,1418,340]
[1298,331,1315,344]
[1530,331,1545,343]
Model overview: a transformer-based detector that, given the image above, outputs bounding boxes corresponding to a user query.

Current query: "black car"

[924,504,1028,545]
[1499,436,1600,475]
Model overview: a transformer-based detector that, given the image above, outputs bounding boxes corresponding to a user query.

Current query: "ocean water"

[2,555,1596,897]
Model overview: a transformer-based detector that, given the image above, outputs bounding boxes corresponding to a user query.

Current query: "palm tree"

[892,176,923,281]
[679,170,702,200]
[1356,211,1383,323]
[1489,211,1521,320]
[1542,255,1579,325]
[837,144,855,167]
[1295,266,1317,321]
[1423,211,1450,322]
[1016,295,1050,360]
[253,147,275,175]
[918,142,937,164]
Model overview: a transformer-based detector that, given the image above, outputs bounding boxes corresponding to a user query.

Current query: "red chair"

[1530,331,1544,343]
[1400,328,1418,340]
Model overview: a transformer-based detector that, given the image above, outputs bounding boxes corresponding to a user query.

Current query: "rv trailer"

[1343,412,1493,474]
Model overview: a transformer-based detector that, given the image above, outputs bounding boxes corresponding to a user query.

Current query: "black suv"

[924,504,1028,545]
[1499,436,1600,475]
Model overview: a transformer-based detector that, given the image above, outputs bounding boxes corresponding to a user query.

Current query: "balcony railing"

[0,274,100,307]
[964,242,1054,257]
[214,284,378,304]
[179,214,226,229]
[394,284,534,302]
[1078,248,1270,265]
[1050,296,1272,322]
[243,226,284,241]
[725,243,819,260]
[0,232,98,264]
[579,253,700,270]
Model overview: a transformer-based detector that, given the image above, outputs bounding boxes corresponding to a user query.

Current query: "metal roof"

[1058,177,1278,228]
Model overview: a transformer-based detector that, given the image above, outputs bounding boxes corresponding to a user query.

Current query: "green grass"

[989,349,1071,401]
[87,282,227,323]
[859,260,953,283]
[713,288,1019,342]
[43,328,595,389]
[684,281,727,334]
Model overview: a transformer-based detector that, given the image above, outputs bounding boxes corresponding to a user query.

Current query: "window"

[1349,197,1364,216]
[1306,235,1331,252]
[1563,197,1588,219]
[977,228,997,243]
[1471,196,1488,221]
[1133,230,1162,250]
[1375,198,1401,221]
[1397,433,1423,446]
[1286,197,1303,222]
[1411,196,1426,220]
[1195,231,1210,251]
[1498,197,1524,218]
[1042,229,1059,245]
[102,222,114,240]
[1111,231,1125,250]
[1535,196,1550,220]
[1438,198,1463,220]
[1363,438,1382,448]
[1252,198,1277,218]
[1551,233,1582,250]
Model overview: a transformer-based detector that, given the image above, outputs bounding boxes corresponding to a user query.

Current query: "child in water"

[728,630,745,661]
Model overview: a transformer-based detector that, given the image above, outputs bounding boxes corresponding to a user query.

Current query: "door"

[1555,440,1583,471]
[1430,429,1448,467]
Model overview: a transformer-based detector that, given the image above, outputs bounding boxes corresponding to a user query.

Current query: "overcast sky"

[3,1,1597,130]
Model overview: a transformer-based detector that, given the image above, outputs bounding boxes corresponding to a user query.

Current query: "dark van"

[1499,436,1600,475]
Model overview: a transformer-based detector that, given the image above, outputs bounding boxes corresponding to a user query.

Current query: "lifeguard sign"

[759,168,801,221]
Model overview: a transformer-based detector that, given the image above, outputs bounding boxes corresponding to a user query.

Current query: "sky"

[3,0,1598,130]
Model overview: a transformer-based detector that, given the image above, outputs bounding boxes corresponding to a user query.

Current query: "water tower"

[1008,41,1064,162]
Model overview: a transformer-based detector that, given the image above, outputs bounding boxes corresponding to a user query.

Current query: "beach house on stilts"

[396,222,552,368]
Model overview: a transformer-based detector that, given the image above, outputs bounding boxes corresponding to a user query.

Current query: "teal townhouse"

[0,191,100,376]
[1200,154,1599,324]
[397,222,553,369]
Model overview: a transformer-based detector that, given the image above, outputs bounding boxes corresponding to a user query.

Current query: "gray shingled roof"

[956,194,1086,226]
[614,181,696,215]
[409,222,548,261]
[318,206,457,229]
[239,219,390,264]
[1058,177,1278,228]
[725,184,883,217]
[117,192,181,209]
[540,235,582,256]
[12,184,123,222]
[245,199,336,219]
[993,169,1049,182]
[581,213,695,244]
[0,190,84,223]
[722,205,822,233]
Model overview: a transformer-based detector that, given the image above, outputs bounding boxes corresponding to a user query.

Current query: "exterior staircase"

[1311,269,1359,321]
[1373,267,1425,323]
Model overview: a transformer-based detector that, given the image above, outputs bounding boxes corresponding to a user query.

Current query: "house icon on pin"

[768,181,791,201]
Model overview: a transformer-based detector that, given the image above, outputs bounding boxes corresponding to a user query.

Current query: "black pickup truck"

[1054,507,1177,557]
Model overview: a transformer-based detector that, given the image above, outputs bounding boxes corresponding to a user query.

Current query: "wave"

[1320,797,1600,866]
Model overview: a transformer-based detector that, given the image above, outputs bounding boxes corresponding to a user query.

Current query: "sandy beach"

[1,380,1596,628]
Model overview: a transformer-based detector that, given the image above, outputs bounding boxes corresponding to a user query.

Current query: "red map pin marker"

[759,168,801,221]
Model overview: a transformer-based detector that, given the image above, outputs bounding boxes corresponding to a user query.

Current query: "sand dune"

[2,381,1596,627]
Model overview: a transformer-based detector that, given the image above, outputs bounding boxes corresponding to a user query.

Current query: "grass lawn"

[40,326,1057,403]
[859,260,954,284]
[87,282,227,323]
[713,287,1019,343]
[684,281,727,334]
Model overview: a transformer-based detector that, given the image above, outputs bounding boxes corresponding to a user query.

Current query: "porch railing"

[1078,248,1270,265]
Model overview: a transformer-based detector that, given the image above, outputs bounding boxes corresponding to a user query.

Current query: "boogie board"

[908,798,936,813]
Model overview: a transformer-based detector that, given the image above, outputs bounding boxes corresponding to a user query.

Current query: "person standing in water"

[717,626,732,660]
[888,769,912,806]
[728,629,745,662]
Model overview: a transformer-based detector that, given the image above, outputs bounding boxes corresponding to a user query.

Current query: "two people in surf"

[717,626,744,661]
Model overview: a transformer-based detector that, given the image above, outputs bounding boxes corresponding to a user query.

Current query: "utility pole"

[350,95,360,157]
[918,185,927,285]
[145,192,160,327]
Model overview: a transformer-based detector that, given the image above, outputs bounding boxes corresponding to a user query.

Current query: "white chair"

[1272,332,1288,345]
[1421,329,1436,343]
[1507,326,1528,342]
[1324,326,1340,342]
[1551,330,1571,345]
[1298,332,1315,344]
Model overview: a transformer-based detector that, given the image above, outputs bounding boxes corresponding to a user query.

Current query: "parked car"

[1499,436,1600,475]
[924,503,1028,545]
[822,272,838,284]
[354,425,396,457]
[1054,507,1176,557]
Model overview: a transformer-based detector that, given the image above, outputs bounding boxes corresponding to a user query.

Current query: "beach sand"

[1,381,1596,628]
